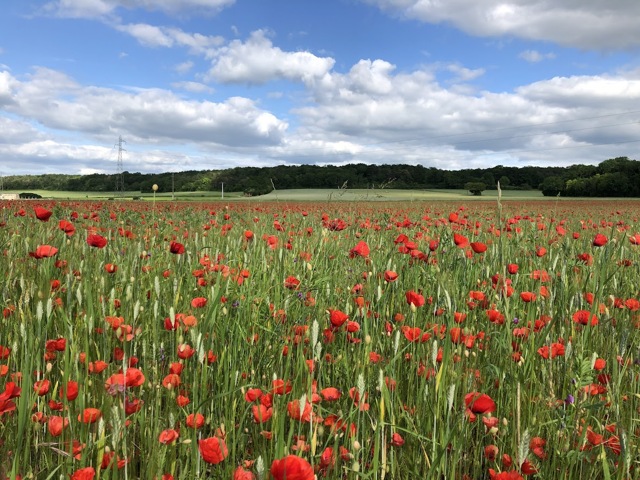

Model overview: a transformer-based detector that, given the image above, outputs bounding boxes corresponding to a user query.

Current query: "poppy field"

[1,197,639,480]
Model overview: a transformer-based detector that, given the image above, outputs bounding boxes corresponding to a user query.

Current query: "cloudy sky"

[1,0,640,176]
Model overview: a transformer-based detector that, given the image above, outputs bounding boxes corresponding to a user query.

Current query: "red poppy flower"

[34,207,53,221]
[34,379,51,396]
[79,407,102,423]
[453,233,469,248]
[530,436,546,459]
[31,245,58,259]
[390,432,405,447]
[284,276,301,290]
[328,309,348,328]
[572,310,598,326]
[234,466,256,480]
[59,219,75,236]
[470,242,487,254]
[87,234,107,248]
[464,392,496,414]
[486,309,505,324]
[104,263,118,273]
[169,241,185,254]
[507,263,518,274]
[520,291,537,302]
[272,379,292,395]
[270,455,314,480]
[198,436,229,464]
[405,290,425,307]
[384,270,398,282]
[252,404,273,423]
[47,415,69,437]
[349,241,370,258]
[401,326,422,342]
[70,467,96,480]
[60,380,79,401]
[162,374,181,389]
[244,388,263,402]
[537,342,565,359]
[191,297,207,309]
[453,312,467,324]
[484,444,499,461]
[159,429,180,444]
[186,412,205,429]
[320,387,341,401]
[592,234,608,247]
[488,469,523,480]
[105,367,145,390]
[287,399,313,422]
[88,360,109,374]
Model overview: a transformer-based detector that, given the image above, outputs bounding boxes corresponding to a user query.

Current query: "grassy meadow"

[0,195,639,479]
[2,187,550,202]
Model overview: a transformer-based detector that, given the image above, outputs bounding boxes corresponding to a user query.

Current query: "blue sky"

[1,0,640,176]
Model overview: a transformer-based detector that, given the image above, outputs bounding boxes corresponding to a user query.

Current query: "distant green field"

[4,188,636,202]
[0,190,241,201]
[254,188,546,202]
[2,188,540,201]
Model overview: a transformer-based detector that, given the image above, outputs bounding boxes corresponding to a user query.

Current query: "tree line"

[2,157,638,197]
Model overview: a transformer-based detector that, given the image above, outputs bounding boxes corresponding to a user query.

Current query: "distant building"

[0,194,20,200]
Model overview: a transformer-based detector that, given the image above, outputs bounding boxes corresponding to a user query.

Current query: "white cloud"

[287,57,640,169]
[1,67,288,148]
[171,81,213,93]
[3,52,640,174]
[519,50,556,63]
[206,30,335,84]
[174,61,194,75]
[0,116,43,144]
[45,0,236,18]
[0,70,18,106]
[116,23,174,47]
[361,0,640,49]
[116,24,224,54]
[444,63,486,82]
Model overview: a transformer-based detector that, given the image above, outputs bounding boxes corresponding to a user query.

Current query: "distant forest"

[3,156,640,197]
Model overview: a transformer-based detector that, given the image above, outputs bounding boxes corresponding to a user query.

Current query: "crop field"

[0,197,639,479]
[1,188,548,202]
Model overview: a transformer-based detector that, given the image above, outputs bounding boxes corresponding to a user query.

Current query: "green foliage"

[464,181,486,196]
[2,156,640,197]
[538,176,566,196]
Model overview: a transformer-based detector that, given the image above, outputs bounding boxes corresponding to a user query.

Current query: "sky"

[1,0,640,177]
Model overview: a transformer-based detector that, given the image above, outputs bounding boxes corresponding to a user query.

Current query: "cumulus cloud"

[1,67,288,148]
[206,30,335,84]
[171,81,214,93]
[116,24,224,54]
[519,50,556,63]
[288,57,640,168]
[361,0,640,50]
[2,44,640,174]
[45,0,236,18]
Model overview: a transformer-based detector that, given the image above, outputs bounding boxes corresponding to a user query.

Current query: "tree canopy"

[1,157,639,197]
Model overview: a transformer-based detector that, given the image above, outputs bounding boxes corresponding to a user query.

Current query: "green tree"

[539,176,566,196]
[465,181,486,196]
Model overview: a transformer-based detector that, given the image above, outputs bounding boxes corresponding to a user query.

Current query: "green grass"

[5,188,547,202]
[0,198,638,479]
